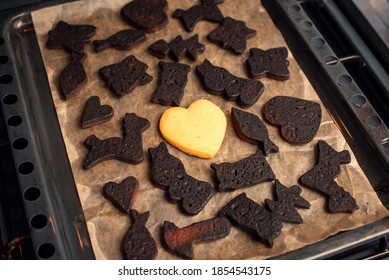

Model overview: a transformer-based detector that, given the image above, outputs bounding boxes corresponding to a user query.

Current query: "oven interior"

[0,0,388,259]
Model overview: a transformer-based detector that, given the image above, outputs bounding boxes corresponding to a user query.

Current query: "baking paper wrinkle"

[31,0,389,260]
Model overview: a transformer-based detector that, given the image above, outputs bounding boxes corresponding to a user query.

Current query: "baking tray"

[0,0,94,259]
[0,0,388,259]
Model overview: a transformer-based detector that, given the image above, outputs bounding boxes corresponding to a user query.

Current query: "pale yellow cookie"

[159,99,227,158]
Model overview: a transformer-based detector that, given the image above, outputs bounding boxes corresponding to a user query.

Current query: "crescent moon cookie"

[159,99,227,158]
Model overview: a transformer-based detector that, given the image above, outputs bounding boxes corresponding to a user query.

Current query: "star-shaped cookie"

[207,17,256,54]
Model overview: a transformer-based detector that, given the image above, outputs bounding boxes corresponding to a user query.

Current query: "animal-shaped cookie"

[46,21,96,53]
[149,34,205,62]
[196,59,264,108]
[148,142,213,215]
[208,17,256,54]
[231,107,278,156]
[121,0,168,33]
[246,47,290,80]
[123,210,158,260]
[219,192,282,247]
[211,150,275,191]
[263,96,322,144]
[159,99,227,158]
[103,176,139,214]
[153,61,191,106]
[99,55,153,97]
[219,182,310,247]
[163,217,231,259]
[84,113,150,169]
[92,29,146,52]
[58,53,87,100]
[300,140,358,213]
[173,0,224,32]
[81,96,113,128]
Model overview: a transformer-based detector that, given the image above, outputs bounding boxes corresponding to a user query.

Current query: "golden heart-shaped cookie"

[159,99,227,158]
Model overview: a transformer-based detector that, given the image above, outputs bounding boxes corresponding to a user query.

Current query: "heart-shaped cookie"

[159,99,227,158]
[263,96,321,144]
[81,96,114,128]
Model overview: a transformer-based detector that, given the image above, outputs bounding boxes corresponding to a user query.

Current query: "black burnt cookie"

[173,0,224,32]
[103,176,139,214]
[149,34,205,62]
[300,140,358,213]
[99,55,153,97]
[246,47,290,80]
[231,107,278,156]
[84,113,150,169]
[219,192,282,247]
[207,17,256,54]
[163,217,231,259]
[265,180,311,224]
[123,210,158,260]
[81,96,114,129]
[148,142,213,215]
[153,61,191,106]
[59,53,87,100]
[46,21,96,54]
[196,59,264,108]
[92,29,146,52]
[121,0,168,33]
[263,96,322,144]
[211,150,275,192]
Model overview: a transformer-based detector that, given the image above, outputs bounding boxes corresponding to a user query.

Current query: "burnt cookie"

[300,140,358,213]
[246,47,290,80]
[59,53,87,100]
[149,34,205,62]
[84,113,150,169]
[92,29,146,52]
[123,210,158,260]
[163,217,231,259]
[220,182,310,247]
[231,107,278,156]
[46,21,96,54]
[81,96,113,128]
[219,192,282,247]
[263,96,322,144]
[173,0,224,32]
[121,0,168,33]
[196,59,264,108]
[211,150,275,192]
[265,180,311,224]
[99,55,153,97]
[207,17,256,54]
[153,61,191,106]
[148,142,213,215]
[103,176,139,214]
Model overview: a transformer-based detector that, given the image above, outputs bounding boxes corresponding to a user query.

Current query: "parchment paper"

[31,0,389,259]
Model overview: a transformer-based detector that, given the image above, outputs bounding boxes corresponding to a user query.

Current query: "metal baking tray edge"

[0,0,387,260]
[0,1,94,259]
